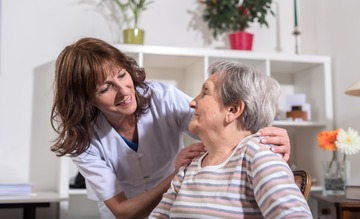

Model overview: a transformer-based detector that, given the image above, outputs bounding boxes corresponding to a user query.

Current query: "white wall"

[310,0,360,185]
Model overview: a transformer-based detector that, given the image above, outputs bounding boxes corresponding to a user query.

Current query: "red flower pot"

[229,32,254,51]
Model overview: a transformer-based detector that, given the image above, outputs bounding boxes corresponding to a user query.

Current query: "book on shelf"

[0,183,33,196]
[345,185,360,200]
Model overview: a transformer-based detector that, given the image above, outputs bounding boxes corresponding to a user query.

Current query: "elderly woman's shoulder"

[239,135,277,157]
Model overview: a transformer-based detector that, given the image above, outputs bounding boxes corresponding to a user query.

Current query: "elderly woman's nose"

[189,99,196,108]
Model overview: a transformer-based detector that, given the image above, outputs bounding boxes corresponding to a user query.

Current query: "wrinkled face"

[188,73,227,136]
[92,66,137,120]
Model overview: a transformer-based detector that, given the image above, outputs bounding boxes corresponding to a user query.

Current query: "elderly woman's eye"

[202,88,208,96]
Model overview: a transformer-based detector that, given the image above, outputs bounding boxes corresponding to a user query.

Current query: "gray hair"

[208,61,280,133]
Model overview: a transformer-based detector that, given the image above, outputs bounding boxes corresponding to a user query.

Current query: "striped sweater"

[150,134,312,219]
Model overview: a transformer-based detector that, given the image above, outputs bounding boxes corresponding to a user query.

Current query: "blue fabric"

[121,135,139,152]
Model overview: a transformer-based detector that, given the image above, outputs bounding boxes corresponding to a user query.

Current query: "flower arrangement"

[318,127,360,160]
[200,0,274,39]
[317,127,360,194]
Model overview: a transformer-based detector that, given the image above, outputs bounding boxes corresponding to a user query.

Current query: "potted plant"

[200,0,274,50]
[108,0,153,44]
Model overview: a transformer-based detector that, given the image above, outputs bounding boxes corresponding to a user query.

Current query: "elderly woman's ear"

[225,101,245,123]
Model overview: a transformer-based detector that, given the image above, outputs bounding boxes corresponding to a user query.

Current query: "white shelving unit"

[34,45,332,218]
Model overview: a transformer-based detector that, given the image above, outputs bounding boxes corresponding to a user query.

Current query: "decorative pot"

[229,32,253,51]
[123,28,144,45]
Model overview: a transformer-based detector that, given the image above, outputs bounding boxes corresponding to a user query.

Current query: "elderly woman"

[150,61,312,218]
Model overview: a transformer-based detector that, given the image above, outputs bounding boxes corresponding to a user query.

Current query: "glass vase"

[323,152,346,196]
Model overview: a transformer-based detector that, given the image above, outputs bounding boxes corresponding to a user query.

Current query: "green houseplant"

[105,0,153,44]
[201,0,274,50]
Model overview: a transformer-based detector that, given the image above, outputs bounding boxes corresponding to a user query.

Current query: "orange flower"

[317,129,340,151]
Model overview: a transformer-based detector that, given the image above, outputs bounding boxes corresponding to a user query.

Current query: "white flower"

[336,127,360,155]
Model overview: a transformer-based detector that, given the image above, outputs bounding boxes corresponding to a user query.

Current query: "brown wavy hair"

[50,37,152,157]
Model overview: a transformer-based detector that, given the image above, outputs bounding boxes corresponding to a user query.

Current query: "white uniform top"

[71,81,196,218]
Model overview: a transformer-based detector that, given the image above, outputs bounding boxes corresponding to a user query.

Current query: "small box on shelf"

[286,105,307,121]
[345,185,360,200]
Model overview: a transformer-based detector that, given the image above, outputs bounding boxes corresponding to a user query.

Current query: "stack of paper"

[0,183,33,196]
